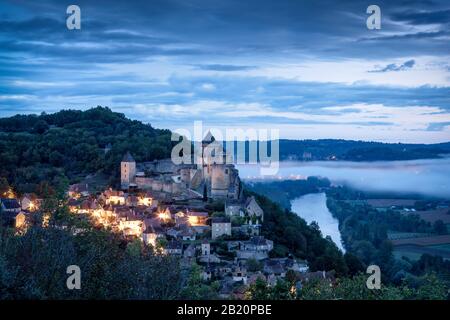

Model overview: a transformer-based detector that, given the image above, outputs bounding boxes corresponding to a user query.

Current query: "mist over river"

[237,157,450,198]
[237,158,450,251]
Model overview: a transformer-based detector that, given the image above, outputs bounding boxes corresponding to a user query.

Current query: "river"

[291,193,344,251]
[237,158,450,251]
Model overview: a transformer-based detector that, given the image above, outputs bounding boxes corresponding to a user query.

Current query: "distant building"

[68,183,89,198]
[20,193,39,211]
[0,198,24,228]
[232,265,247,284]
[211,217,231,239]
[245,196,264,223]
[201,240,210,256]
[164,240,183,255]
[180,227,196,241]
[237,236,273,260]
[0,198,21,214]
[225,201,244,217]
[121,152,136,189]
[104,189,126,205]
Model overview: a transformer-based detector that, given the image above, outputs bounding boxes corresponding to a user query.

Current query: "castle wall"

[152,180,163,192]
[121,148,240,199]
[135,177,153,189]
[211,165,231,198]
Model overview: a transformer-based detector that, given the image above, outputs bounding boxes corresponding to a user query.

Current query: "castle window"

[225,169,229,174]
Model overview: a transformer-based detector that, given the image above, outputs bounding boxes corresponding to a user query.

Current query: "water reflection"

[291,193,344,251]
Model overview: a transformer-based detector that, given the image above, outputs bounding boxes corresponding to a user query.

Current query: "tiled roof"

[212,217,230,223]
[1,198,20,209]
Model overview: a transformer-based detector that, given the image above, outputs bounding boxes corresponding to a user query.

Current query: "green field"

[430,244,450,252]
[394,244,450,261]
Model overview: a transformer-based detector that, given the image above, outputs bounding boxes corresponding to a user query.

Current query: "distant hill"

[0,106,174,194]
[278,139,450,161]
[226,139,450,162]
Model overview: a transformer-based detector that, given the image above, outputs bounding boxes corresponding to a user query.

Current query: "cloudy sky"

[0,0,449,143]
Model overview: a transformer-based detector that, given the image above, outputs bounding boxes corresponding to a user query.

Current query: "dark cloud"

[0,0,449,142]
[194,64,256,71]
[391,9,450,25]
[369,59,416,73]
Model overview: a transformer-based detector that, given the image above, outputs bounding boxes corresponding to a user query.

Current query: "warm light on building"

[176,211,185,218]
[15,213,27,229]
[42,213,50,227]
[138,197,152,206]
[119,220,142,237]
[158,212,170,221]
[188,216,199,226]
[106,196,126,205]
[4,188,15,199]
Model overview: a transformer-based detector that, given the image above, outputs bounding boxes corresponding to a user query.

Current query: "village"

[0,133,320,298]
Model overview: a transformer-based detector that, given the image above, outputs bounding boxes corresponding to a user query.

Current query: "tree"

[0,177,10,196]
[433,220,447,235]
[415,273,448,300]
[33,119,49,134]
[246,258,262,272]
[344,252,366,276]
[246,277,270,300]
[180,263,219,299]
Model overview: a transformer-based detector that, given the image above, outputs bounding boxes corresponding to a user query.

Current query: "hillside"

[278,139,450,161]
[226,139,450,162]
[0,107,174,194]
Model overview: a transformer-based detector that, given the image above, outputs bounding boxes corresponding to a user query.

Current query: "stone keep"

[121,152,136,189]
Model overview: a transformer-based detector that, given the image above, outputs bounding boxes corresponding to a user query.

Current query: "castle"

[121,132,241,200]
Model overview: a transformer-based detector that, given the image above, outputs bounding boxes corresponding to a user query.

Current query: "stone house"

[164,240,183,255]
[211,217,231,239]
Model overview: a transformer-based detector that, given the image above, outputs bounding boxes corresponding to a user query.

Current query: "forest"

[0,106,175,194]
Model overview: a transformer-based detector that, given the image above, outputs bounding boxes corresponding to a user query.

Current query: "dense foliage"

[245,273,448,300]
[277,139,450,161]
[0,107,174,194]
[0,218,183,299]
[246,177,331,210]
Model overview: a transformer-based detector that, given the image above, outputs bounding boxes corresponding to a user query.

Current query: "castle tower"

[121,152,136,189]
[196,131,214,166]
[197,131,215,179]
[210,164,232,198]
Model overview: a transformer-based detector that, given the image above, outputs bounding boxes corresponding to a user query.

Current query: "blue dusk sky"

[0,0,449,143]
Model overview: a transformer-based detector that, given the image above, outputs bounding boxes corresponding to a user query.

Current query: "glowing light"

[176,211,185,218]
[138,197,152,206]
[158,212,170,221]
[42,213,50,228]
[4,188,15,199]
[188,216,199,226]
